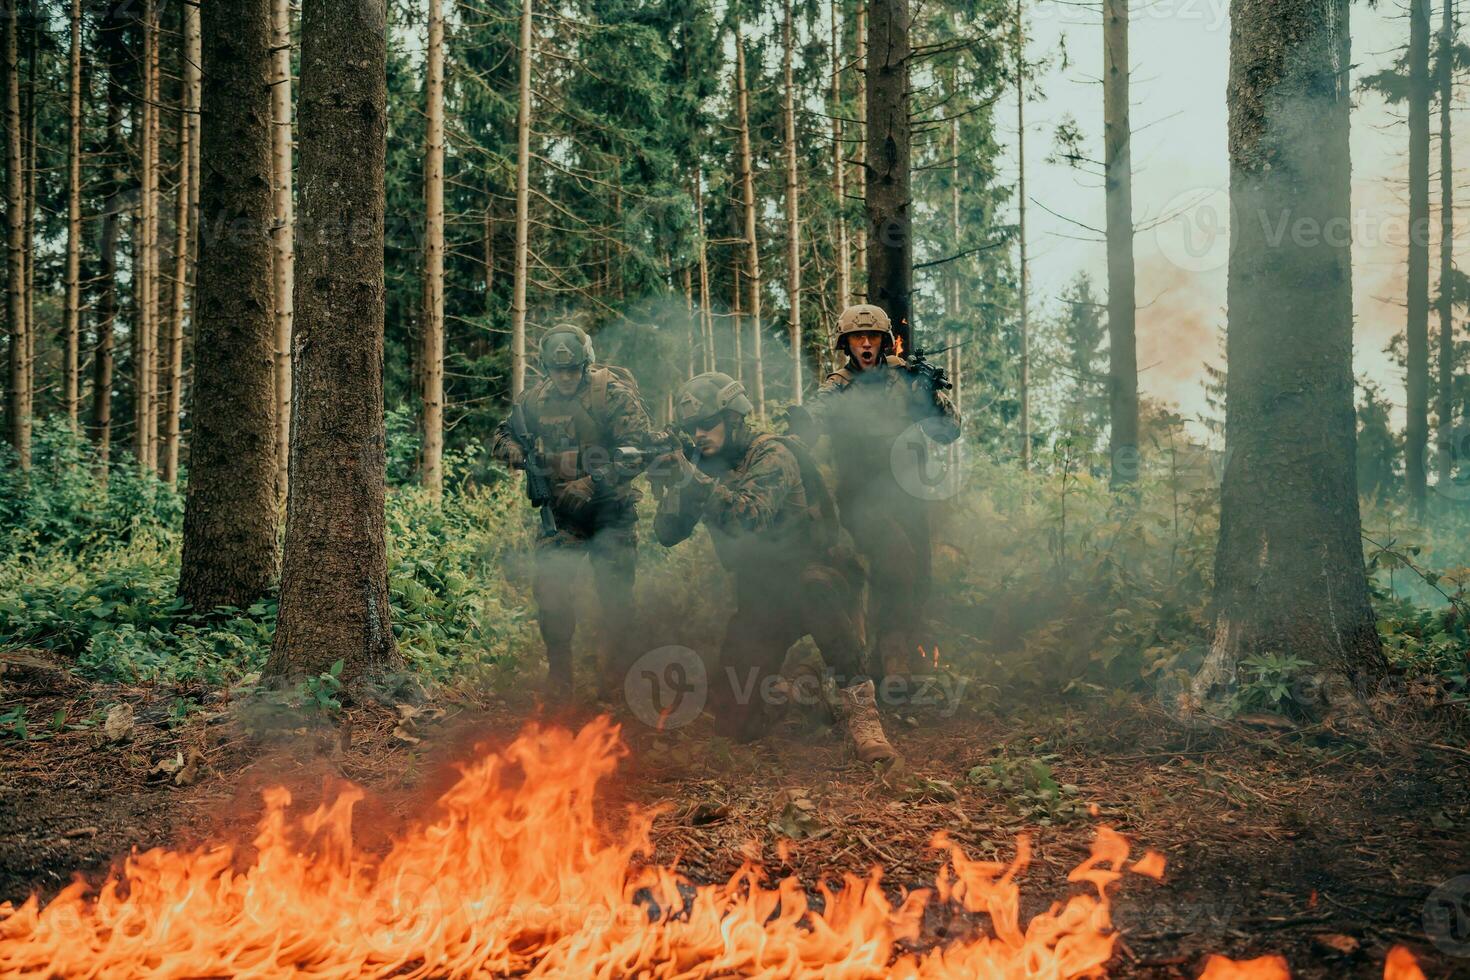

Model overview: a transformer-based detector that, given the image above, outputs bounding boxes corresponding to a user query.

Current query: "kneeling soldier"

[651,372,898,764]
[491,323,652,702]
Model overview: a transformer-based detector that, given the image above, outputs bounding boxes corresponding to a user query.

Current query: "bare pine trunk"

[161,41,192,486]
[271,0,295,500]
[93,9,127,470]
[135,0,159,471]
[736,35,765,415]
[783,0,803,404]
[64,0,83,429]
[178,0,279,612]
[731,250,743,382]
[421,0,445,498]
[1407,0,1431,513]
[4,8,26,469]
[1194,0,1384,709]
[1015,0,1030,470]
[510,0,532,397]
[269,0,400,682]
[1434,0,1455,491]
[854,6,867,300]
[694,169,714,374]
[1103,0,1138,486]
[830,0,850,312]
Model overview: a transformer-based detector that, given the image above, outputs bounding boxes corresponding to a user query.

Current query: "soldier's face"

[550,365,583,395]
[692,416,726,457]
[848,332,884,370]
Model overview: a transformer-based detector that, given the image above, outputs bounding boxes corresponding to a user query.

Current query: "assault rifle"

[900,339,969,393]
[601,428,701,491]
[507,403,557,536]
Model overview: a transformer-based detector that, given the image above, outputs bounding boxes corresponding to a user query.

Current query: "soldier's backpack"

[750,432,841,552]
[584,363,646,419]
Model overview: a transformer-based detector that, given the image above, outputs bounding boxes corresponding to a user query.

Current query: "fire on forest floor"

[0,669,1466,977]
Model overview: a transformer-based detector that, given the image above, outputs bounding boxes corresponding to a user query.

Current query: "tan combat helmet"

[674,372,754,429]
[833,304,895,352]
[539,323,595,370]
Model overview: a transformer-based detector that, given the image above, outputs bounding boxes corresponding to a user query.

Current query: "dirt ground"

[2,653,1468,978]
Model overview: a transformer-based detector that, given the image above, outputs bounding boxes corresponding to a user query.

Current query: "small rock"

[103,703,134,742]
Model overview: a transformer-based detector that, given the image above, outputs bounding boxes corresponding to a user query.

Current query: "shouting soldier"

[491,323,652,702]
[795,304,961,690]
[652,372,899,764]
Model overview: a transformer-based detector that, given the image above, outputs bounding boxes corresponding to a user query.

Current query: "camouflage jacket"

[490,366,652,511]
[653,433,819,572]
[802,355,961,499]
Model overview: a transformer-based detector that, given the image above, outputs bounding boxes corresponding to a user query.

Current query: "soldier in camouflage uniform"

[652,372,898,763]
[796,304,961,687]
[491,324,653,701]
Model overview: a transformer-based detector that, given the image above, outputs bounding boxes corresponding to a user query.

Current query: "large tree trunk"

[1434,0,1454,493]
[735,34,765,415]
[830,0,850,315]
[178,0,279,612]
[1015,0,1029,470]
[1192,0,1385,711]
[268,0,399,682]
[64,0,83,430]
[783,0,803,403]
[865,0,911,352]
[5,8,28,469]
[1406,0,1431,514]
[161,30,192,487]
[510,0,532,397]
[421,0,444,498]
[1103,0,1138,487]
[271,0,295,501]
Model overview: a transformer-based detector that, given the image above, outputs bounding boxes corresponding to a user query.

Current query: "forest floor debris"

[1,673,1467,978]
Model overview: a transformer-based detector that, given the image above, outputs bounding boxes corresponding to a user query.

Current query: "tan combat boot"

[838,679,900,765]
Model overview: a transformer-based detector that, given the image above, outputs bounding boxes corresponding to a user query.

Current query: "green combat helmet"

[833,304,894,352]
[539,323,595,370]
[674,372,754,428]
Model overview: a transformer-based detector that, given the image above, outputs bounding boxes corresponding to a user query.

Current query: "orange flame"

[895,335,905,356]
[1198,954,1292,979]
[0,718,1426,979]
[1384,945,1426,980]
[0,718,1152,978]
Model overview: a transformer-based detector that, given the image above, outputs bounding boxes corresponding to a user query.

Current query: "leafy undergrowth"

[0,419,1467,727]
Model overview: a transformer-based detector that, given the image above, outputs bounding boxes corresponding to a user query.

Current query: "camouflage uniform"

[491,329,652,699]
[654,375,883,751]
[803,306,961,680]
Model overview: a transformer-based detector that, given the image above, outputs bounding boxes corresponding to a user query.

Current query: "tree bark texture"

[5,9,29,469]
[268,0,400,681]
[271,0,295,501]
[1195,0,1385,707]
[178,0,279,612]
[735,34,765,415]
[1406,0,1431,512]
[1103,0,1138,486]
[421,0,445,498]
[865,0,911,351]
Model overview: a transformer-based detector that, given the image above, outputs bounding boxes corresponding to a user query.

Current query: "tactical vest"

[526,365,641,482]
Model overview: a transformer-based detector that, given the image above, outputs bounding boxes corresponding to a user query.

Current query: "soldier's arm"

[489,394,528,467]
[701,441,799,534]
[653,485,700,547]
[599,376,655,487]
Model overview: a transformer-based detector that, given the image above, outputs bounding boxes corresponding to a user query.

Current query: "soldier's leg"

[799,561,899,764]
[532,534,584,700]
[711,586,801,742]
[587,520,638,702]
[848,506,923,682]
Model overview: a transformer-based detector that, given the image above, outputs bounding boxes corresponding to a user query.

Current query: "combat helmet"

[539,323,595,370]
[674,372,754,429]
[833,304,894,352]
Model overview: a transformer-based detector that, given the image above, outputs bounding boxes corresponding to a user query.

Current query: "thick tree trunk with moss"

[268,0,399,682]
[1193,0,1385,711]
[178,0,279,612]
[865,0,911,352]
